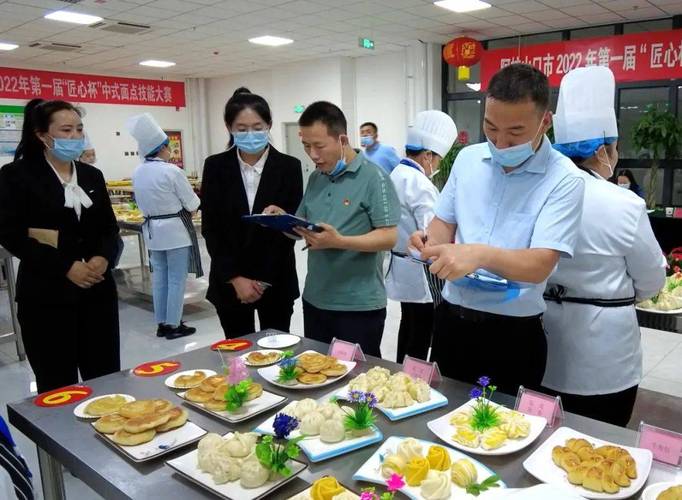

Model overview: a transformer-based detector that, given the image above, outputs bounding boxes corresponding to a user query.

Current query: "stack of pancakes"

[94,399,188,446]
[295,353,347,385]
[184,375,263,412]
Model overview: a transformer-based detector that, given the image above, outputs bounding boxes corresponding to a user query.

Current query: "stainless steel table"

[6,332,678,499]
[0,245,26,360]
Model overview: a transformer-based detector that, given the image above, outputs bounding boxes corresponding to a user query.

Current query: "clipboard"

[241,214,323,237]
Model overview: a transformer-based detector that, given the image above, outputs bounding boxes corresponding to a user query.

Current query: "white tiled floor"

[0,235,680,499]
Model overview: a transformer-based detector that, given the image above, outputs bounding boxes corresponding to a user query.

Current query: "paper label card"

[674,208,682,219]
[638,422,682,467]
[515,386,563,427]
[328,338,366,361]
[402,355,442,386]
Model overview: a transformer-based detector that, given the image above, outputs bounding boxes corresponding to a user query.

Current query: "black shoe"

[156,323,171,337]
[165,322,196,340]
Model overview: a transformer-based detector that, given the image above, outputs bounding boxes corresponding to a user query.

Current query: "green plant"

[631,105,682,209]
[431,141,465,190]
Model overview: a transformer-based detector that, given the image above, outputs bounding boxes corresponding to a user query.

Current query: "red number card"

[133,360,181,377]
[34,385,92,408]
[638,422,682,467]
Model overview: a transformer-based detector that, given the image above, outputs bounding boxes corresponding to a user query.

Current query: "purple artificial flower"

[348,390,365,403]
[477,376,490,388]
[273,413,299,439]
[365,392,378,409]
[470,387,483,399]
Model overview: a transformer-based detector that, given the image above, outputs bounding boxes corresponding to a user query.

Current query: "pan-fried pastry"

[297,372,327,385]
[174,371,207,388]
[200,375,226,393]
[298,353,335,373]
[203,399,227,412]
[152,399,173,413]
[321,363,348,377]
[246,382,263,401]
[212,383,229,401]
[124,411,171,433]
[85,395,127,416]
[156,407,188,432]
[246,351,281,365]
[94,414,128,434]
[119,400,157,418]
[111,428,156,446]
[185,387,213,403]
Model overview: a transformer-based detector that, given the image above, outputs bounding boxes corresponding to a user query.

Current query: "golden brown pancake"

[94,414,128,434]
[297,372,327,385]
[321,363,347,377]
[84,395,127,416]
[123,412,171,433]
[203,399,228,412]
[245,382,263,401]
[111,428,156,446]
[199,375,226,393]
[156,407,188,432]
[119,400,156,419]
[174,371,207,388]
[184,387,213,403]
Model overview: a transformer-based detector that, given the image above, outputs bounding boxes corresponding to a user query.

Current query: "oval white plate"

[257,333,301,349]
[642,481,682,500]
[73,394,135,419]
[636,305,682,315]
[164,369,217,389]
[257,350,355,390]
[241,349,284,366]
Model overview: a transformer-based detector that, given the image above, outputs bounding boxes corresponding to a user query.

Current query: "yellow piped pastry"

[380,453,406,479]
[450,458,477,488]
[480,427,508,450]
[451,425,480,448]
[426,445,451,471]
[404,457,430,486]
[310,476,346,500]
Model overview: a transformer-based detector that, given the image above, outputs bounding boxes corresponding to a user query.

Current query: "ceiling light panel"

[44,10,103,25]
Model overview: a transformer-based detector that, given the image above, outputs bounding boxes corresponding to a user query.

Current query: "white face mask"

[618,183,631,189]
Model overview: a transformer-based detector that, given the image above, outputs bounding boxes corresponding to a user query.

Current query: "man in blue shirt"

[360,122,400,174]
[410,64,585,395]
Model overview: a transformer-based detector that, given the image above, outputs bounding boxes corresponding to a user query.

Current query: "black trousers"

[542,385,639,428]
[302,300,385,357]
[215,291,294,338]
[18,292,120,394]
[397,302,434,363]
[432,301,547,396]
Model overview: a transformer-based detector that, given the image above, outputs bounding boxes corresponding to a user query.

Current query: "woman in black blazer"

[0,100,120,393]
[201,88,303,337]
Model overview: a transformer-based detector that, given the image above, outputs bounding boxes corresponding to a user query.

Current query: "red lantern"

[443,37,483,81]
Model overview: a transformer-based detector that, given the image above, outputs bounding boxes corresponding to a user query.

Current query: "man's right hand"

[230,276,264,304]
[262,205,286,215]
[409,230,428,253]
[66,261,104,289]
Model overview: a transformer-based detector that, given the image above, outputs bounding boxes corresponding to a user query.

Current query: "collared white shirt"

[132,158,200,251]
[386,158,439,303]
[543,168,666,395]
[237,147,269,213]
[433,137,585,317]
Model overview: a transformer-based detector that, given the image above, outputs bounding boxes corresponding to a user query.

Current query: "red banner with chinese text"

[481,29,682,90]
[0,67,185,107]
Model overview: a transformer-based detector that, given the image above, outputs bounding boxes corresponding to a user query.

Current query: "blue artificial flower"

[365,392,378,408]
[348,390,365,403]
[477,376,490,388]
[278,358,297,369]
[273,413,299,439]
[470,388,483,399]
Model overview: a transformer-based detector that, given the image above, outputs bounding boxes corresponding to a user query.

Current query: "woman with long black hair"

[0,100,120,393]
[201,88,303,337]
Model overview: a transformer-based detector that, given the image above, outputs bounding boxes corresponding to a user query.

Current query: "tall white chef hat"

[406,110,458,158]
[553,66,618,159]
[125,113,168,157]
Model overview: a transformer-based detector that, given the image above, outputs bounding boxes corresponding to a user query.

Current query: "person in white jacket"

[542,66,666,426]
[386,110,458,362]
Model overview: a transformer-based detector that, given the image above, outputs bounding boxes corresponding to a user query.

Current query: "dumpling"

[211,456,242,484]
[426,445,451,471]
[449,408,472,426]
[372,385,390,403]
[405,457,430,486]
[408,379,431,403]
[451,425,480,448]
[420,470,451,499]
[397,438,424,461]
[500,415,531,439]
[300,411,326,436]
[388,372,412,391]
[380,453,406,478]
[348,374,369,392]
[481,427,508,450]
[224,432,258,458]
[239,453,270,489]
[280,402,298,418]
[197,433,225,473]
[382,390,414,409]
[295,398,318,419]
[335,406,352,422]
[451,458,477,488]
[320,419,346,443]
[317,402,339,420]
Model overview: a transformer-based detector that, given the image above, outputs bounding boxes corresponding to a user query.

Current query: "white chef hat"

[125,113,168,157]
[553,66,618,158]
[406,110,458,158]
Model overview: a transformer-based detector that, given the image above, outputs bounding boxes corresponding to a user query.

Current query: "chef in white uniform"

[542,66,666,426]
[128,113,202,340]
[386,110,457,362]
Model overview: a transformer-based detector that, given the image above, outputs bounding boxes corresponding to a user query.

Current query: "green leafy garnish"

[223,379,251,412]
[466,474,501,496]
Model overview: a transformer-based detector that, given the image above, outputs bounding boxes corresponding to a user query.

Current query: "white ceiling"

[0,0,678,79]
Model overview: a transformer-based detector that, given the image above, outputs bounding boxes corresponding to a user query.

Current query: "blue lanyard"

[399,158,423,172]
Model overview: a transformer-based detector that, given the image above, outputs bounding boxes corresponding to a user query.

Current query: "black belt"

[143,209,203,278]
[544,285,635,308]
[443,302,542,323]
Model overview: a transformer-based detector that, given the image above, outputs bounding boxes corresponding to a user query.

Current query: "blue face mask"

[49,136,85,162]
[326,139,347,178]
[360,135,374,147]
[487,122,544,168]
[233,130,269,154]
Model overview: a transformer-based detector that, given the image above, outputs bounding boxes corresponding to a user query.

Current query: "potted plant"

[631,105,682,209]
[431,141,465,190]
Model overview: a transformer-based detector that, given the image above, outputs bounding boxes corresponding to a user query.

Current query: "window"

[447,63,481,94]
[569,26,615,40]
[620,167,663,205]
[618,87,670,159]
[623,19,672,34]
[447,99,482,145]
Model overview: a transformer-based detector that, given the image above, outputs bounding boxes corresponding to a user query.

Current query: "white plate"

[636,305,682,315]
[642,481,682,500]
[177,389,287,423]
[257,334,301,349]
[241,350,284,367]
[427,399,546,456]
[166,432,307,500]
[257,350,355,390]
[522,426,653,499]
[94,420,207,462]
[288,484,359,499]
[73,394,135,419]
[165,369,217,389]
[353,436,506,499]
[333,383,449,421]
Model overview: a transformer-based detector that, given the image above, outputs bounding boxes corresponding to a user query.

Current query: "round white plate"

[636,305,682,315]
[73,394,135,419]
[164,369,217,389]
[642,482,682,500]
[240,350,284,367]
[257,334,301,349]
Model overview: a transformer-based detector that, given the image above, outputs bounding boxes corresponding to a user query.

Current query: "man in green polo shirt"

[292,101,400,356]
